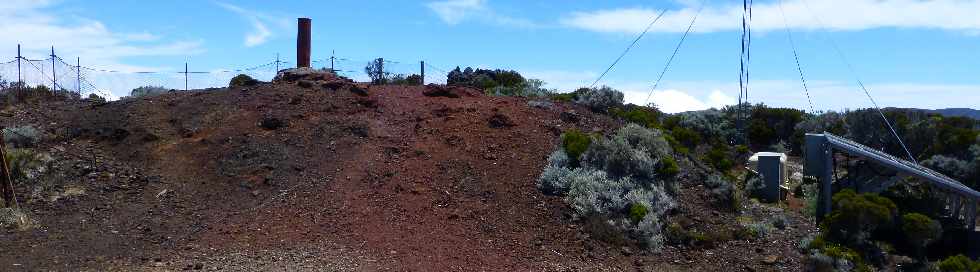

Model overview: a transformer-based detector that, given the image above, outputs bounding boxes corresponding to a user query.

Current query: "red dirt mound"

[0,79,814,271]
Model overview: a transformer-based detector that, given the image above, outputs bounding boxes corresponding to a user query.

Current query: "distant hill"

[885,107,980,120]
[927,108,980,119]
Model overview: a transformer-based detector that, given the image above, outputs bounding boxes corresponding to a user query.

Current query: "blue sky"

[1,0,978,112]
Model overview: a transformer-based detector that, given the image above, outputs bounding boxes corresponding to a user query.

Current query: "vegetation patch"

[538,124,678,249]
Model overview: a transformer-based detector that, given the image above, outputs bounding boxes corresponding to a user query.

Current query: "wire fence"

[0,45,451,100]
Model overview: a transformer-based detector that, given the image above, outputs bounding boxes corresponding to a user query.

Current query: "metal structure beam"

[807,133,980,229]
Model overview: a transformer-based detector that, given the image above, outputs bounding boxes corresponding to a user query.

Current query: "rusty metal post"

[0,127,18,209]
[297,18,312,68]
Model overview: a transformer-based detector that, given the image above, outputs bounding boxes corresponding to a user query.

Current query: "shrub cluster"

[2,126,40,148]
[900,212,942,259]
[229,74,259,87]
[704,174,737,211]
[572,86,624,113]
[823,189,897,245]
[4,148,45,184]
[938,255,980,272]
[130,86,169,98]
[703,144,735,172]
[447,66,524,90]
[487,78,553,97]
[388,74,423,85]
[538,124,678,249]
[610,105,662,128]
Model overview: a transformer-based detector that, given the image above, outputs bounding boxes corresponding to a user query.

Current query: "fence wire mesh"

[1,49,450,100]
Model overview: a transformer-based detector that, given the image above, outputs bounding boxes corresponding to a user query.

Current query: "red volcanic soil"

[0,74,813,271]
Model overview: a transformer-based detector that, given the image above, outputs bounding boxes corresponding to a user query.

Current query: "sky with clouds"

[0,0,977,112]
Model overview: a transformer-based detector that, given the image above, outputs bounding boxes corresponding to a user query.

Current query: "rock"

[297,80,315,88]
[274,67,341,82]
[559,111,580,123]
[321,81,345,90]
[349,85,369,96]
[258,116,286,130]
[487,113,516,128]
[762,255,778,265]
[422,85,478,98]
[621,246,633,256]
[355,98,378,108]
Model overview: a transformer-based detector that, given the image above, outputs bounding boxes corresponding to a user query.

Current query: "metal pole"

[969,198,976,231]
[296,18,312,68]
[420,61,425,85]
[379,57,385,83]
[184,62,188,91]
[76,57,81,95]
[330,50,335,73]
[276,53,280,72]
[16,44,21,85]
[0,127,19,209]
[50,46,56,91]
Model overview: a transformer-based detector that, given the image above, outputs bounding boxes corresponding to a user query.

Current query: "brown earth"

[0,75,815,271]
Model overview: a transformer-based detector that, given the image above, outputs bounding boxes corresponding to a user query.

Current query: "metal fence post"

[50,46,57,91]
[184,62,188,91]
[276,53,280,72]
[0,127,19,209]
[16,44,22,85]
[420,61,425,85]
[76,57,81,95]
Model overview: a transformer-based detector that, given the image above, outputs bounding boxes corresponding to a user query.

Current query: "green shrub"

[823,189,897,246]
[664,135,689,155]
[669,127,701,149]
[561,130,592,166]
[87,93,107,103]
[901,213,942,258]
[629,203,649,223]
[657,157,679,178]
[704,144,734,172]
[2,126,40,148]
[5,148,44,183]
[735,145,750,155]
[551,92,577,103]
[938,254,980,272]
[611,106,661,128]
[229,74,259,87]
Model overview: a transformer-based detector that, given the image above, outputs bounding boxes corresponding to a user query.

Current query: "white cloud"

[216,2,289,47]
[561,0,980,34]
[0,1,203,71]
[244,20,272,47]
[426,0,540,28]
[427,0,486,25]
[649,89,709,113]
[522,68,979,112]
[522,70,596,91]
[0,1,207,100]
